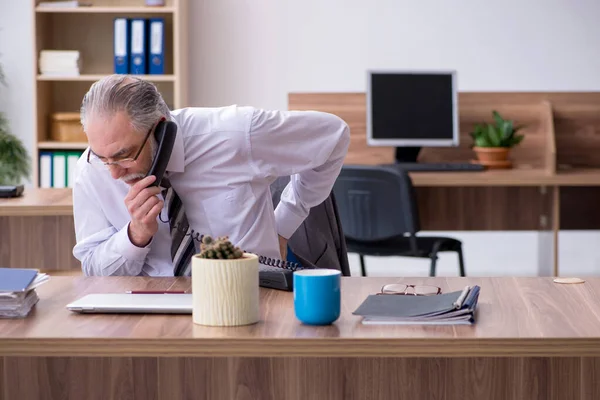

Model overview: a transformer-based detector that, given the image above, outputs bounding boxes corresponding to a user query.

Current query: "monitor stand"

[395,147,421,164]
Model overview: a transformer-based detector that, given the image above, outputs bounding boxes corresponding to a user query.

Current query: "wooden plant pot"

[191,253,260,326]
[473,146,512,169]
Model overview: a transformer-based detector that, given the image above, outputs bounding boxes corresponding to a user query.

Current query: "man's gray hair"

[80,74,171,135]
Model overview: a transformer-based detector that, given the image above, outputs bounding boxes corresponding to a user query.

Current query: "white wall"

[190,0,600,110]
[0,0,35,186]
[2,0,600,277]
[190,0,288,109]
[189,0,600,278]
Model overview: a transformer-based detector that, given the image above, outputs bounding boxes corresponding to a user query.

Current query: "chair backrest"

[270,176,351,276]
[332,165,421,242]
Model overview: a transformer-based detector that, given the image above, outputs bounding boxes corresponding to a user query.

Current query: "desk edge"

[1,338,599,358]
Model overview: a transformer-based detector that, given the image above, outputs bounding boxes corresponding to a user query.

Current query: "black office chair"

[332,165,465,277]
[270,176,351,277]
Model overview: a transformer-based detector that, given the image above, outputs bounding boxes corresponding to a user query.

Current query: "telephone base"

[0,185,24,198]
[259,266,294,291]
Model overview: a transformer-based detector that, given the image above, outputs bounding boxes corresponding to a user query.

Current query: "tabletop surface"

[0,188,72,216]
[1,275,599,357]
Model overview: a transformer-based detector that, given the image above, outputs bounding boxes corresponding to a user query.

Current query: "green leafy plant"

[470,110,525,148]
[197,235,244,260]
[0,59,31,185]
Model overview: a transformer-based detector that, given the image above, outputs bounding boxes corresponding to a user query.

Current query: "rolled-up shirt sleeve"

[72,174,151,276]
[246,108,350,239]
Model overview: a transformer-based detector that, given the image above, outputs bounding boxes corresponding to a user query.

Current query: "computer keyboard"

[392,162,485,172]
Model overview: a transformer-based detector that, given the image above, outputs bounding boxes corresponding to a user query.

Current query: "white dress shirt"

[72,105,350,276]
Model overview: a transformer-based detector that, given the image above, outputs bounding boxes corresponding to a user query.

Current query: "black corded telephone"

[145,119,177,188]
[0,185,24,198]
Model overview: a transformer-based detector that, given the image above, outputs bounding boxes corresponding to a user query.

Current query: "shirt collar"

[165,117,185,173]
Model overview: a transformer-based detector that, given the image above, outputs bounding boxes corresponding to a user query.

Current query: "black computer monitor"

[366,70,458,163]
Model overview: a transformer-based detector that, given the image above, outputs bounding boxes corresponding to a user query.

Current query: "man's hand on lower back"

[278,235,288,260]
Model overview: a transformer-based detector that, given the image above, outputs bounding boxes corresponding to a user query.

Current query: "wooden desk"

[0,171,595,275]
[288,91,600,277]
[0,188,79,272]
[0,188,72,217]
[1,276,599,399]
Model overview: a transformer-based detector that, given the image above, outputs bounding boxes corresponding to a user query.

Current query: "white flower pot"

[191,252,260,326]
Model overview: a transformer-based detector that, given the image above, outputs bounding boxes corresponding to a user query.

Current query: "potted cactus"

[191,235,260,326]
[470,110,525,169]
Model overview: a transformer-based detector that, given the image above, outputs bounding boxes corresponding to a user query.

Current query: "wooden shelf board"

[553,168,600,186]
[411,167,600,187]
[35,6,175,13]
[38,141,87,150]
[410,167,555,187]
[37,74,175,82]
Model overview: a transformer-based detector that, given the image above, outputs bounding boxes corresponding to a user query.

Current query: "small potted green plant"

[0,61,30,185]
[191,235,260,326]
[470,110,525,169]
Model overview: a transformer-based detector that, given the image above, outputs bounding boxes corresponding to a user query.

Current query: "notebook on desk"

[353,285,480,325]
[0,268,39,293]
[0,268,49,318]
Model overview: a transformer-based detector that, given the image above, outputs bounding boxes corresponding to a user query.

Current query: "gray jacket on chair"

[270,176,351,276]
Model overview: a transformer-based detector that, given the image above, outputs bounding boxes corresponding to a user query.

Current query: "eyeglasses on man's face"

[377,284,442,296]
[87,125,153,169]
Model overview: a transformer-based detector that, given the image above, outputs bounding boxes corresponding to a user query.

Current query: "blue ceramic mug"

[293,269,341,325]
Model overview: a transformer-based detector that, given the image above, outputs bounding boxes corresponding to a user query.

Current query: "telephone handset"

[146,120,177,188]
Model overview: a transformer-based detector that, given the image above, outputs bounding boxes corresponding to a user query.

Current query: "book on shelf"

[0,268,50,319]
[37,1,92,8]
[352,285,481,325]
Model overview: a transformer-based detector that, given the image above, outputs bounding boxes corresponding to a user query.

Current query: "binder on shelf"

[39,150,83,188]
[113,17,129,74]
[67,151,81,188]
[52,152,67,188]
[39,151,53,188]
[129,18,148,74]
[149,18,165,75]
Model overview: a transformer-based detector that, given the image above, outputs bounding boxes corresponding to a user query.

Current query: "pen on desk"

[453,286,470,309]
[126,290,186,294]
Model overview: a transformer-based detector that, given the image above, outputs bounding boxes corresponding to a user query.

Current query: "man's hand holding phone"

[125,175,164,247]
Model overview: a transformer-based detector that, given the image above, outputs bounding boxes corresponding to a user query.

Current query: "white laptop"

[66,293,192,314]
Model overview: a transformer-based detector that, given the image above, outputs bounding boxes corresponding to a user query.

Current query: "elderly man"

[72,75,350,276]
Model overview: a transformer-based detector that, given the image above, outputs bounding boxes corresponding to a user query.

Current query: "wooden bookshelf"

[36,6,177,13]
[37,74,176,82]
[38,141,88,149]
[31,0,189,188]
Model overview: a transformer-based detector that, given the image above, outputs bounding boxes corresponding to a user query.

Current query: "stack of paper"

[0,268,49,318]
[39,50,81,77]
[37,1,92,8]
[353,285,481,325]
